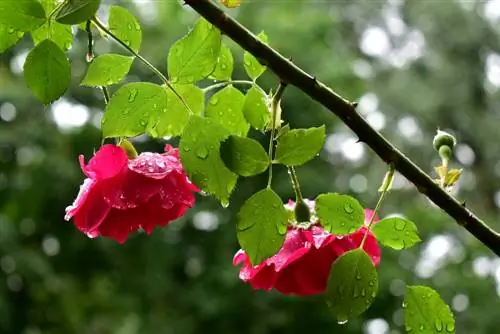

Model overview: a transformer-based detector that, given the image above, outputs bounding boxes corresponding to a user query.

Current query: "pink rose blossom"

[233,200,381,296]
[65,144,198,243]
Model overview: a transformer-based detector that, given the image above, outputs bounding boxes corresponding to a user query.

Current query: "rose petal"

[128,152,179,180]
[83,145,128,180]
[69,180,111,234]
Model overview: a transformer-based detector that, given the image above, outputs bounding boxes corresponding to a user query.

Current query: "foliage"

[2,1,499,333]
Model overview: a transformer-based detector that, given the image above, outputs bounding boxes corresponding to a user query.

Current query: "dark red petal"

[68,180,111,235]
[83,145,128,180]
[103,170,162,209]
[265,228,312,272]
[164,144,180,158]
[140,200,190,235]
[275,243,338,295]
[158,172,197,209]
[96,206,143,244]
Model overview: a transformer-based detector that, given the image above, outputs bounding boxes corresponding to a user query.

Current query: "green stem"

[85,20,109,105]
[203,80,266,95]
[360,165,395,248]
[90,17,193,115]
[288,166,303,203]
[267,82,287,188]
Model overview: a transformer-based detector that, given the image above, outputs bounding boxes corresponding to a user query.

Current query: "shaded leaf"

[404,286,455,334]
[315,193,365,235]
[168,18,221,84]
[220,136,270,176]
[102,82,168,138]
[55,0,101,25]
[237,188,287,266]
[206,85,249,137]
[0,0,45,32]
[371,217,421,250]
[179,116,237,205]
[326,249,378,322]
[23,39,70,104]
[274,125,325,166]
[81,54,134,87]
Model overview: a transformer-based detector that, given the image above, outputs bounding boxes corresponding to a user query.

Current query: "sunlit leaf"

[274,125,325,166]
[102,82,168,138]
[81,54,134,87]
[154,84,205,138]
[243,31,268,80]
[108,5,142,53]
[404,286,455,334]
[206,86,249,137]
[168,18,221,83]
[210,44,233,80]
[243,85,269,131]
[371,217,421,250]
[315,193,365,235]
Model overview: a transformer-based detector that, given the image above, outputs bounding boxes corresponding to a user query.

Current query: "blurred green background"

[2,0,500,333]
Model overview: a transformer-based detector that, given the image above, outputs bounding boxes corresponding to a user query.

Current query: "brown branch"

[184,0,500,256]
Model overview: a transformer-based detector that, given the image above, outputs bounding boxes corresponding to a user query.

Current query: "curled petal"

[83,145,128,180]
[128,152,178,179]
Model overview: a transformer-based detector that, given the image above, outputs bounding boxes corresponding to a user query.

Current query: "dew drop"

[244,58,251,66]
[434,319,444,332]
[276,223,287,235]
[128,88,138,102]
[17,31,23,38]
[124,40,131,46]
[139,120,147,126]
[337,319,348,325]
[221,64,227,69]
[420,324,425,331]
[134,22,141,30]
[445,322,455,332]
[127,23,133,30]
[123,109,130,115]
[210,97,219,105]
[394,219,406,231]
[196,147,209,159]
[343,203,354,214]
[402,301,408,308]
[7,27,15,34]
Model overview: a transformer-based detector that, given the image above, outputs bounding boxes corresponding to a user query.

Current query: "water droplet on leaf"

[210,97,219,105]
[445,322,455,332]
[337,319,348,325]
[394,219,406,231]
[434,319,444,332]
[128,88,138,102]
[344,203,354,214]
[196,147,209,159]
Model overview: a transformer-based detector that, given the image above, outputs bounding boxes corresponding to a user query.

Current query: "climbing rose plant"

[0,0,458,332]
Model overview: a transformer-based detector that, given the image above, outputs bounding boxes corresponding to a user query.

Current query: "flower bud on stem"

[432,129,457,188]
[360,164,395,248]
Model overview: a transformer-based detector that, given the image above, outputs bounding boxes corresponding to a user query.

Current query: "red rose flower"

[233,200,381,296]
[65,144,199,243]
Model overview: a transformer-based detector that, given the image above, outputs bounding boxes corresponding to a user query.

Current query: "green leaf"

[404,286,455,334]
[220,136,270,176]
[274,125,325,166]
[326,249,378,322]
[315,193,365,235]
[31,21,73,51]
[81,54,134,87]
[237,188,287,266]
[154,84,204,138]
[23,39,70,104]
[371,217,421,250]
[108,5,142,53]
[0,24,24,54]
[0,0,45,32]
[210,44,233,80]
[180,116,237,205]
[243,85,269,131]
[243,31,268,80]
[168,18,221,84]
[206,86,249,137]
[55,0,101,25]
[102,82,168,138]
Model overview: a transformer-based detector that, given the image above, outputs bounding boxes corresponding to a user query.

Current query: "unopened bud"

[294,200,311,223]
[433,129,456,152]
